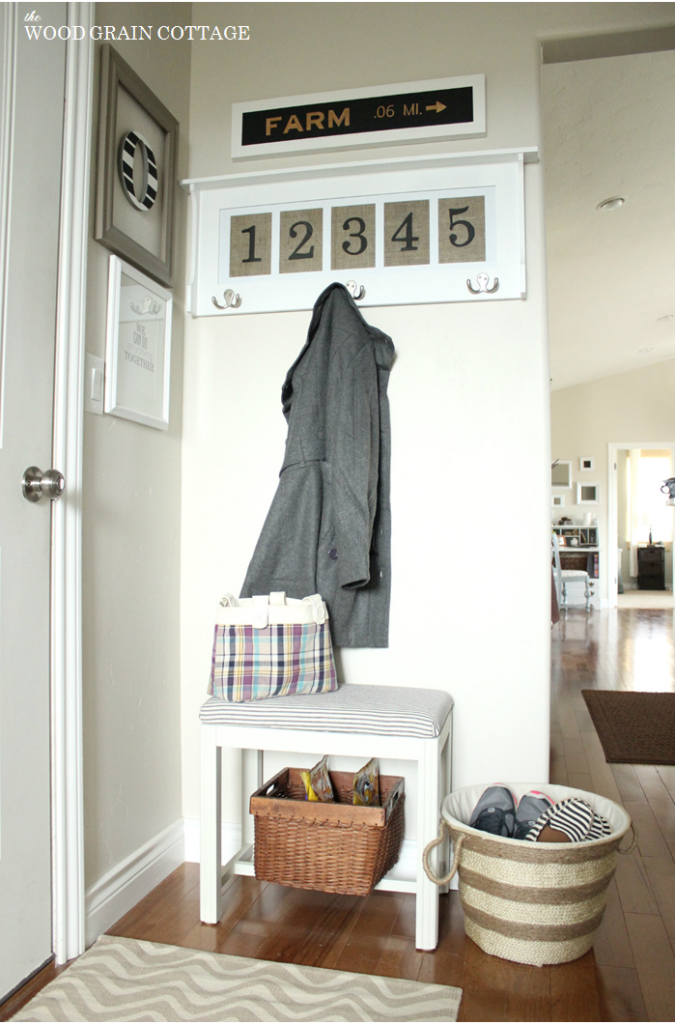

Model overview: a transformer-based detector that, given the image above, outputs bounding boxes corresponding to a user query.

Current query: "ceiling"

[542,49,675,391]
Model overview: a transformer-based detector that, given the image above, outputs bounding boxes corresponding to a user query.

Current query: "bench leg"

[200,731,222,924]
[416,738,441,950]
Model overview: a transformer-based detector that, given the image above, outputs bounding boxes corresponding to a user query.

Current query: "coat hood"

[281,283,394,419]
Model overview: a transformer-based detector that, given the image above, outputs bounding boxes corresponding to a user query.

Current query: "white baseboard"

[85,819,185,946]
[183,817,242,864]
[86,818,427,947]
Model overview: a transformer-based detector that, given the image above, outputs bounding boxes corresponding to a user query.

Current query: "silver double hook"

[345,280,366,300]
[467,273,499,295]
[212,288,242,310]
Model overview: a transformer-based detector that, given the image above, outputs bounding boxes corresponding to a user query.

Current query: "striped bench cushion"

[200,684,453,739]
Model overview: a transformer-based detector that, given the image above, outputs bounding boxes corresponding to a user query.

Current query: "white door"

[0,5,67,998]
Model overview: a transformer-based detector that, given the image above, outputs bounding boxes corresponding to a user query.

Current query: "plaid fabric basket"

[208,592,338,702]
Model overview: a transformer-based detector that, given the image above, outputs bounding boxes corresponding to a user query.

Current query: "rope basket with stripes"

[423,782,636,966]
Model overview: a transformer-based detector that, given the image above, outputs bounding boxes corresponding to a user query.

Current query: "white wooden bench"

[199,683,453,950]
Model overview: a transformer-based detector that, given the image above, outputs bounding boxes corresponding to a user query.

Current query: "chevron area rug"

[12,934,462,1022]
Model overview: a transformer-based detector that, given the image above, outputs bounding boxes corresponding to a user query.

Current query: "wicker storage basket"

[250,767,404,896]
[423,782,635,966]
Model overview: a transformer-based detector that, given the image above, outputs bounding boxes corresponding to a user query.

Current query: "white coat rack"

[180,148,537,316]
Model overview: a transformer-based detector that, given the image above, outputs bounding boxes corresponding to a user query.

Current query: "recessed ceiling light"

[658,314,674,322]
[596,197,625,211]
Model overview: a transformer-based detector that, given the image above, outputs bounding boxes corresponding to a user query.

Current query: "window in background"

[636,451,673,544]
[626,449,673,579]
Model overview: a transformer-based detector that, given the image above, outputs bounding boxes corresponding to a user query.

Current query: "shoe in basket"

[469,785,516,837]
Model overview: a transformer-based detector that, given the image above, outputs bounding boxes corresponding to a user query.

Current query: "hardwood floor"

[0,961,68,1022]
[550,607,675,1023]
[3,606,675,1021]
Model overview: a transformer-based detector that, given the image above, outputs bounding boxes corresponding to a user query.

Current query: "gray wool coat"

[240,283,395,647]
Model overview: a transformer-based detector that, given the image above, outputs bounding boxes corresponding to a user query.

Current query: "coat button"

[329,548,338,560]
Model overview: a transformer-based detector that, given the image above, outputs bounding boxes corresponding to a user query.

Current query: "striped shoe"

[587,810,613,840]
[524,797,605,843]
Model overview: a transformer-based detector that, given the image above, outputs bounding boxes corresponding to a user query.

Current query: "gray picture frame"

[95,44,178,287]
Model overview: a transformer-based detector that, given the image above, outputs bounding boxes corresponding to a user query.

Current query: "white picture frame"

[579,456,594,471]
[577,482,599,504]
[104,255,172,429]
[552,494,565,508]
[552,460,572,488]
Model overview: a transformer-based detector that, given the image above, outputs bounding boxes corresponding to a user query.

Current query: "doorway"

[608,442,675,610]
[543,39,675,616]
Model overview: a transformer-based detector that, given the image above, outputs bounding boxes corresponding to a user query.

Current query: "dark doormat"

[582,690,675,764]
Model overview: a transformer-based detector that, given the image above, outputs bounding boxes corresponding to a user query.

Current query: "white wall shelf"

[552,524,598,548]
[180,148,537,317]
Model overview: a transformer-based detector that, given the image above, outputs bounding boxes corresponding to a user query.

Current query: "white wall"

[551,357,675,602]
[181,5,675,833]
[82,3,191,888]
[180,1,606,834]
[179,2,675,831]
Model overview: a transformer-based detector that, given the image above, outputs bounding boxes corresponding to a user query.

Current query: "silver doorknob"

[22,466,66,503]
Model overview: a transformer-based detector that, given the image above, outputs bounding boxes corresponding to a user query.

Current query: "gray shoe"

[514,790,554,841]
[469,785,516,837]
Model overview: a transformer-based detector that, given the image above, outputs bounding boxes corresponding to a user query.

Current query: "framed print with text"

[95,44,178,287]
[105,256,172,430]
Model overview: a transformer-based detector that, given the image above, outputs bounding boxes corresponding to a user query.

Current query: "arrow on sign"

[426,101,447,113]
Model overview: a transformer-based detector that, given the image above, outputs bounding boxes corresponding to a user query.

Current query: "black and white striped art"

[119,130,158,211]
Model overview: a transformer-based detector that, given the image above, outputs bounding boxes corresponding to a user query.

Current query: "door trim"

[0,2,17,445]
[51,1,93,965]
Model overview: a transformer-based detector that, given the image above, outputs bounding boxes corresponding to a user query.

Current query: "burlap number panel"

[229,212,272,277]
[331,205,376,271]
[279,209,323,274]
[384,201,430,267]
[438,196,486,264]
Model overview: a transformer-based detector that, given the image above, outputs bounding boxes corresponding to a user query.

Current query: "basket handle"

[423,821,465,886]
[618,821,639,856]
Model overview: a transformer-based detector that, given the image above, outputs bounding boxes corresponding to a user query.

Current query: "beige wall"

[185,2,674,177]
[82,3,191,886]
[551,357,675,601]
